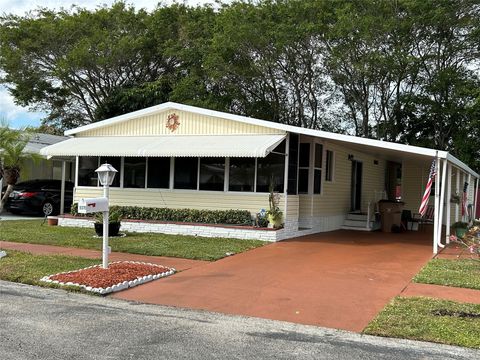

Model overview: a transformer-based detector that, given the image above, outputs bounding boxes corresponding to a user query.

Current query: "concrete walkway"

[401,283,480,304]
[0,241,207,271]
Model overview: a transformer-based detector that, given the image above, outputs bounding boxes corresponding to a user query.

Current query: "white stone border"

[40,261,176,295]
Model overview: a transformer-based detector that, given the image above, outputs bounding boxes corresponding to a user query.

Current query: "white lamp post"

[95,163,118,269]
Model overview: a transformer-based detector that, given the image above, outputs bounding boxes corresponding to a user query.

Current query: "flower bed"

[40,261,175,295]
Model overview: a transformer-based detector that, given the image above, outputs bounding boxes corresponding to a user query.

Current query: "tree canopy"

[1,0,479,169]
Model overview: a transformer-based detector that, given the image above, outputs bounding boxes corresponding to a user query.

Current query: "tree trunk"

[0,184,14,214]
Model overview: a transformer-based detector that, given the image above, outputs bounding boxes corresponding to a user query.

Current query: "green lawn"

[0,220,266,261]
[0,249,99,289]
[414,259,480,290]
[364,297,480,349]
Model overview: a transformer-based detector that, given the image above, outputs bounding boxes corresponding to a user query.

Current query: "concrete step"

[346,213,369,221]
[341,225,377,232]
[344,219,376,227]
[341,220,381,232]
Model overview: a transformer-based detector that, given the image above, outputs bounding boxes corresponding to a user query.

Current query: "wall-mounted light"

[348,154,354,161]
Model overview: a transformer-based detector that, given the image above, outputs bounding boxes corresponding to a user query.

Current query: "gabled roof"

[64,102,478,178]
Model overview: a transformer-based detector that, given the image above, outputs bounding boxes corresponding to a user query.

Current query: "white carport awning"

[40,134,287,158]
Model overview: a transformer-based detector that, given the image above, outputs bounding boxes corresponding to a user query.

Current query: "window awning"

[40,134,287,158]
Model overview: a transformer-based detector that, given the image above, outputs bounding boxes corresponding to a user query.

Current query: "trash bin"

[378,200,404,232]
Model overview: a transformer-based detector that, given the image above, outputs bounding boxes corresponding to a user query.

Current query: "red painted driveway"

[113,230,434,332]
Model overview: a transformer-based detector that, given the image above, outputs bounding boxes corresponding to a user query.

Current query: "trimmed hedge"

[70,203,252,225]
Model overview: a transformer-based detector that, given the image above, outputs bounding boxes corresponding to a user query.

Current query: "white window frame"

[312,141,323,195]
[325,149,335,183]
[298,142,311,194]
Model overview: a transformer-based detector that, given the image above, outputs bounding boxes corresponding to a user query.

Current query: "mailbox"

[78,197,109,214]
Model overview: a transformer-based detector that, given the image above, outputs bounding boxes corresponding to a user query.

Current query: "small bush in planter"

[451,221,469,238]
[266,185,283,229]
[94,208,122,237]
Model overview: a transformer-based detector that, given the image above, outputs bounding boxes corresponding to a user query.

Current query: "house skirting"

[57,216,300,242]
[298,214,346,233]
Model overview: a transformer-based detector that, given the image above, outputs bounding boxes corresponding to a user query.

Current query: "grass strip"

[364,296,480,349]
[414,259,480,290]
[0,249,99,290]
[0,220,266,261]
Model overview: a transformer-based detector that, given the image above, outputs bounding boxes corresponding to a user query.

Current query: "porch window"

[123,157,146,188]
[199,157,225,191]
[298,143,310,193]
[313,143,323,194]
[78,157,99,186]
[174,157,198,190]
[99,157,121,187]
[229,157,255,192]
[147,157,170,188]
[325,150,334,182]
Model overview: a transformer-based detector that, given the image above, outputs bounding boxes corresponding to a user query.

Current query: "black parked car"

[2,179,74,216]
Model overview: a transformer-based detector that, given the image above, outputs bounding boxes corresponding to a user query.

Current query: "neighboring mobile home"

[41,102,479,253]
[22,133,74,182]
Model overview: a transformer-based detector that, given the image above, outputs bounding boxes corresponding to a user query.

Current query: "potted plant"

[450,194,461,204]
[266,184,283,229]
[451,221,469,239]
[94,208,122,237]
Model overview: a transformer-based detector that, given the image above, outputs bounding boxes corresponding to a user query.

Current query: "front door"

[351,160,363,211]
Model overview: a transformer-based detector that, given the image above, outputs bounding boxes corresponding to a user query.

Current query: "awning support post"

[474,177,479,221]
[468,173,472,224]
[455,167,460,222]
[60,160,66,215]
[433,155,440,254]
[446,163,452,244]
[283,133,290,226]
[437,158,447,249]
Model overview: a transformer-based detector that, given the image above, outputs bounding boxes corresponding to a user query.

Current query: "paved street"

[1,281,478,360]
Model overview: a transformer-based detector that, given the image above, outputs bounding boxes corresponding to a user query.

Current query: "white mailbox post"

[78,163,117,269]
[95,163,118,268]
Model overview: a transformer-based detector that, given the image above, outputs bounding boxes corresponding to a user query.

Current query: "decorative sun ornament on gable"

[166,113,180,132]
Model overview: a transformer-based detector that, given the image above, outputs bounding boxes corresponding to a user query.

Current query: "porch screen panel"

[124,157,146,188]
[199,157,225,191]
[174,157,198,190]
[229,158,255,192]
[256,153,285,192]
[147,157,170,188]
[100,157,121,187]
[78,157,98,186]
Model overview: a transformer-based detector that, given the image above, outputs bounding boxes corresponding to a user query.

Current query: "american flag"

[418,159,436,217]
[461,181,469,217]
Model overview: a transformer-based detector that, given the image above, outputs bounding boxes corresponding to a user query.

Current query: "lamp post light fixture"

[95,163,118,269]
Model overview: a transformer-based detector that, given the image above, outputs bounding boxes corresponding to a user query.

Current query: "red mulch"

[50,262,170,289]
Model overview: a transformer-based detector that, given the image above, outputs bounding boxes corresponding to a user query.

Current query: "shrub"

[70,203,252,225]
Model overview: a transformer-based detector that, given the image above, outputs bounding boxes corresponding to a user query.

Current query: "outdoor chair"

[413,205,434,231]
[401,210,418,231]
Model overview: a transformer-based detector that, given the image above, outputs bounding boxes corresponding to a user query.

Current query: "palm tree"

[0,125,42,213]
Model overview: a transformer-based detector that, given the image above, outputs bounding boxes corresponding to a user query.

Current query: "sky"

[0,0,215,129]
